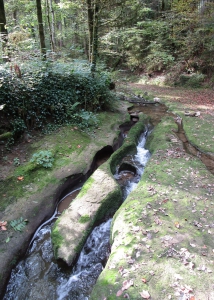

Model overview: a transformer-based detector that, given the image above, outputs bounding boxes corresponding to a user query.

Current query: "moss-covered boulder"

[51,114,150,266]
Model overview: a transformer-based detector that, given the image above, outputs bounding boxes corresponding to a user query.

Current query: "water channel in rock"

[4,99,214,300]
[3,127,151,300]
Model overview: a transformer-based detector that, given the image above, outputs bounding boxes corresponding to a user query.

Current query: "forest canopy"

[0,0,214,145]
[0,0,213,77]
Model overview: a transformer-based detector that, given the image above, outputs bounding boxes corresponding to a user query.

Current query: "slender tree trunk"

[49,0,56,50]
[87,0,94,62]
[46,0,55,52]
[91,1,99,74]
[0,0,9,61]
[36,0,46,59]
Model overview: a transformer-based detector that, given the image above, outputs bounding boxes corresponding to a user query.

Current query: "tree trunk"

[49,0,56,50]
[36,0,46,59]
[0,0,9,61]
[87,0,94,62]
[91,1,99,74]
[46,0,55,52]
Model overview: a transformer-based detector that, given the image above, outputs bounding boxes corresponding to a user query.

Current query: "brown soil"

[127,83,214,109]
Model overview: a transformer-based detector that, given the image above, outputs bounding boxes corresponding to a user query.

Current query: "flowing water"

[3,129,151,300]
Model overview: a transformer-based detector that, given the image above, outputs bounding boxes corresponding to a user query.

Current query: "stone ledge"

[51,114,150,266]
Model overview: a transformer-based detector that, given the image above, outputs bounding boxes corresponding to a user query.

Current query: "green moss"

[0,132,12,140]
[79,215,90,223]
[74,228,92,254]
[77,177,95,198]
[51,219,64,257]
[91,109,214,299]
[109,114,149,174]
[182,113,214,154]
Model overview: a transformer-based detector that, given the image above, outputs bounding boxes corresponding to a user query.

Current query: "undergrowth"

[0,62,115,146]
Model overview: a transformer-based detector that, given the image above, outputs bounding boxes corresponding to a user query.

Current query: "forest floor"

[0,78,214,299]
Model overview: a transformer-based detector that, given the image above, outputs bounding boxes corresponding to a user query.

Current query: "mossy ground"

[91,116,214,300]
[91,82,214,299]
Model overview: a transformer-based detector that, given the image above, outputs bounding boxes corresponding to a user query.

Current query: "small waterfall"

[3,129,151,300]
[114,130,151,200]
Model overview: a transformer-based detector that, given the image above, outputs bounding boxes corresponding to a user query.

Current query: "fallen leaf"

[139,290,150,299]
[174,221,180,228]
[0,221,7,226]
[0,221,7,231]
[122,279,133,291]
[189,261,195,269]
[162,199,169,204]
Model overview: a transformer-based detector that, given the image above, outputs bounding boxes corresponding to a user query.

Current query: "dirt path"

[127,83,214,109]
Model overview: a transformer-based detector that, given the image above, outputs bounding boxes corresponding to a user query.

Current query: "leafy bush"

[12,118,27,137]
[0,64,114,133]
[144,43,175,72]
[30,150,54,168]
[175,73,206,88]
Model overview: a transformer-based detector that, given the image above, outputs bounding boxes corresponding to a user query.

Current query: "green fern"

[10,217,28,232]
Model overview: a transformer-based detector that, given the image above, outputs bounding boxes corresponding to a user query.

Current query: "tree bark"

[36,0,46,59]
[46,0,55,52]
[87,0,94,62]
[91,1,99,74]
[49,0,56,50]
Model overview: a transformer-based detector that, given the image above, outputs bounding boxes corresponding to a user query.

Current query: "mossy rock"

[91,116,214,300]
[51,114,150,265]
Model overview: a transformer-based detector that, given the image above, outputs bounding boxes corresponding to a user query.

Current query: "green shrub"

[145,49,175,72]
[30,150,54,168]
[0,65,114,132]
[176,73,206,88]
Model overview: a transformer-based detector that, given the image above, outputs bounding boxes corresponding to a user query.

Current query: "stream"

[3,129,151,300]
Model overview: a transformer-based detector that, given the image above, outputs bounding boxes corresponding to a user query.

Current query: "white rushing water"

[114,130,151,199]
[3,129,151,300]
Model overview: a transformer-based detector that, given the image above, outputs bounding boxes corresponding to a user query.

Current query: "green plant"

[176,73,206,88]
[13,157,20,166]
[10,217,28,232]
[145,45,175,72]
[12,118,27,136]
[0,64,114,137]
[79,215,91,223]
[6,137,15,150]
[30,150,54,168]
